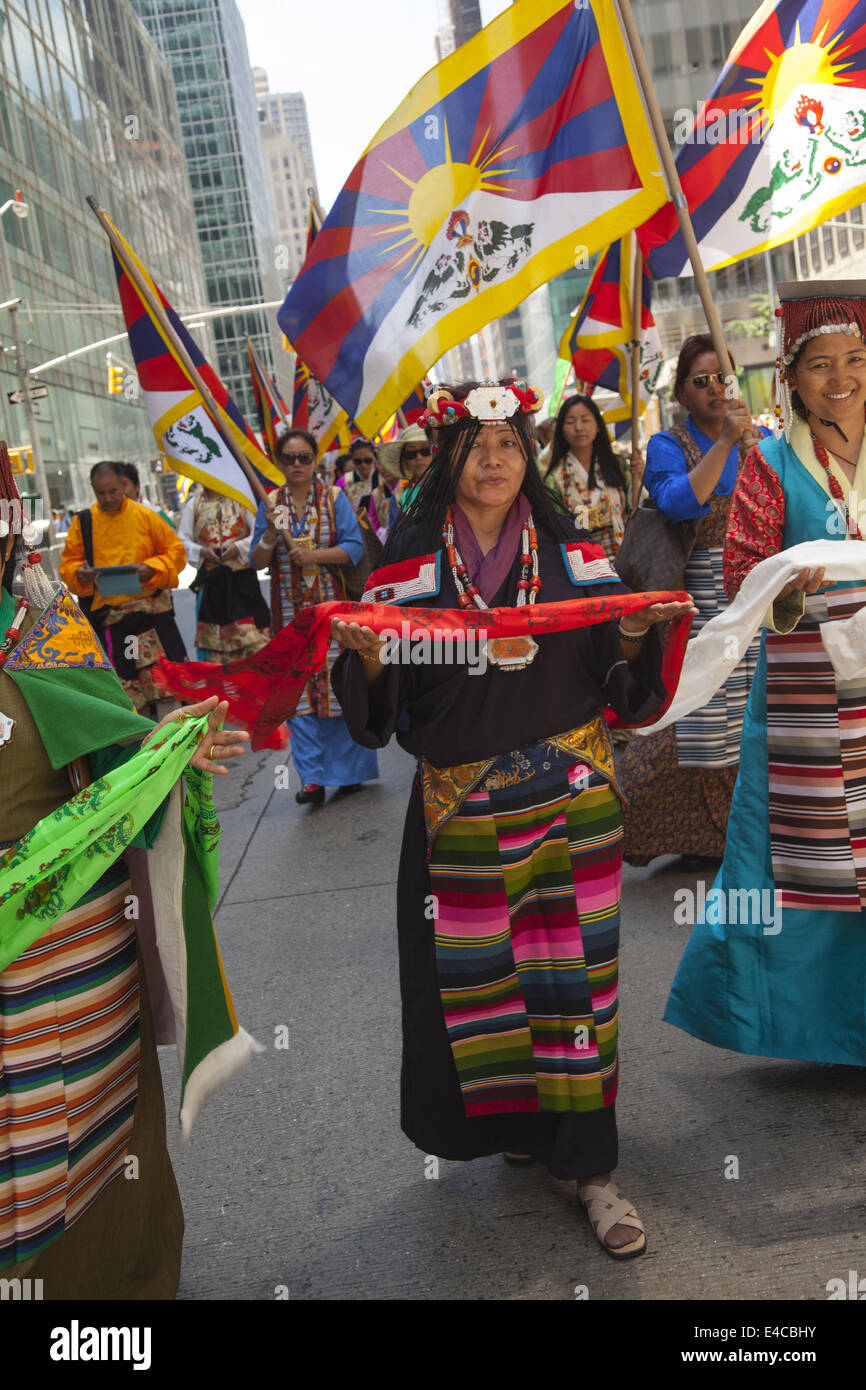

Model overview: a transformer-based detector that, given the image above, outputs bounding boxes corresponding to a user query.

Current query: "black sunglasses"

[279,449,315,465]
[402,445,432,461]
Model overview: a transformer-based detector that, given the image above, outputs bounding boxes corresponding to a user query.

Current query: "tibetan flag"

[560,236,662,436]
[398,380,431,425]
[248,337,290,461]
[291,357,352,452]
[278,0,667,438]
[640,0,866,277]
[101,212,281,511]
[289,198,352,452]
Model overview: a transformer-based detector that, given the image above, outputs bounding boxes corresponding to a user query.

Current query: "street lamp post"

[0,191,54,544]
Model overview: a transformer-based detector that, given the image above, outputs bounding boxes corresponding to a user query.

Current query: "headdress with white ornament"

[773,280,866,440]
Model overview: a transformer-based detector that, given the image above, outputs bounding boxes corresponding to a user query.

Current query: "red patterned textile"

[723,446,786,600]
[155,593,693,751]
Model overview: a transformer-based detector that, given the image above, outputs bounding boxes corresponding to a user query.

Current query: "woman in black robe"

[331,381,694,1258]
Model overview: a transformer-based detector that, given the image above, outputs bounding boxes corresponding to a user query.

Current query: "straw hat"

[378,424,430,479]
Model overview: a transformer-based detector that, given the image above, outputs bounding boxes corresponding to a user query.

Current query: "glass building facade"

[0,0,209,509]
[132,0,282,419]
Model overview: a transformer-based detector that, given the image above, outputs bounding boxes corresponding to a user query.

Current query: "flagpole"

[629,230,643,511]
[87,196,270,508]
[613,0,736,386]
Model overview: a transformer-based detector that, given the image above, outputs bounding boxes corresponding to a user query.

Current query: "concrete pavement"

[158,714,866,1301]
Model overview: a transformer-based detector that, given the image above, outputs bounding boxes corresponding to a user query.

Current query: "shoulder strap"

[77,507,94,567]
[668,423,704,472]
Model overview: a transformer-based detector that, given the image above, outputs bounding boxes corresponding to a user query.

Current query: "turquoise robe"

[665,432,866,1065]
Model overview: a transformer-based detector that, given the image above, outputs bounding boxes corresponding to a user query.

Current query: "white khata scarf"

[639,539,866,734]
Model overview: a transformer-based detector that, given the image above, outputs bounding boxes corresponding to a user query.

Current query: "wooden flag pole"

[87,196,271,509]
[396,407,409,429]
[629,230,644,511]
[613,0,736,384]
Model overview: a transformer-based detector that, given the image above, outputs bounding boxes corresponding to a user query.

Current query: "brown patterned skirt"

[617,725,737,866]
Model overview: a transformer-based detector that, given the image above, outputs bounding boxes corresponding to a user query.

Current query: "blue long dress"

[251,484,379,789]
[665,423,866,1065]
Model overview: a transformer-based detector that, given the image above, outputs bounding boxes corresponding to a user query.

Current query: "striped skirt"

[428,746,622,1118]
[0,860,139,1270]
[675,545,760,768]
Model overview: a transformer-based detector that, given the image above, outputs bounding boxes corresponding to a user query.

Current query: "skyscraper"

[252,70,318,285]
[0,0,209,507]
[252,69,318,192]
[132,0,281,418]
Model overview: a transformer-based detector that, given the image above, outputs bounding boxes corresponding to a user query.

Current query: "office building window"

[808,228,820,272]
[823,223,835,264]
[852,205,865,250]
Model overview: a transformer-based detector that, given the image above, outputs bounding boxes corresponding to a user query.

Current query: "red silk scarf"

[155,592,692,750]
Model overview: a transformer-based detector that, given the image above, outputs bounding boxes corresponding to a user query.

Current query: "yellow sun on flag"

[743,21,854,124]
[371,119,516,273]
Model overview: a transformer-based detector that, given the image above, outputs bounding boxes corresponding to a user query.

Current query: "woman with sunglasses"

[379,424,434,531]
[544,395,628,559]
[617,334,766,866]
[250,427,379,805]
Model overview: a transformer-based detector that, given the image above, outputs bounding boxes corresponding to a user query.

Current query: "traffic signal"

[107,363,124,395]
[8,446,33,473]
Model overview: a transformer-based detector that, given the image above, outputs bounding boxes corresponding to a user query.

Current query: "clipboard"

[93,565,143,596]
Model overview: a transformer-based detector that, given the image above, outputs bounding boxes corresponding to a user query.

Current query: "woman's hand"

[143,696,249,774]
[221,541,239,561]
[719,399,755,447]
[288,543,317,566]
[777,566,825,601]
[199,544,222,565]
[332,618,386,683]
[620,599,698,636]
[331,619,385,658]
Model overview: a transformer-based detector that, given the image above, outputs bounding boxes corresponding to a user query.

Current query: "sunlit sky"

[235,0,512,210]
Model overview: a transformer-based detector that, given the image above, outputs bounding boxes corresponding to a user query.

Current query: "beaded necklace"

[811,435,863,540]
[282,481,319,539]
[443,505,540,609]
[0,594,29,669]
[442,506,541,669]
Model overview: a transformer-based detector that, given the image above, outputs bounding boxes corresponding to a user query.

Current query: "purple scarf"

[452,494,532,605]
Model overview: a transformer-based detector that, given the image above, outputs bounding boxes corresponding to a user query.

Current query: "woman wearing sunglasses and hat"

[379,424,434,532]
[617,333,767,867]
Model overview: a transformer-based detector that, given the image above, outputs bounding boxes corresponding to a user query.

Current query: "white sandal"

[577,1179,647,1260]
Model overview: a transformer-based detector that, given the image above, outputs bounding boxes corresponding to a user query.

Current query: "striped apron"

[767,583,866,912]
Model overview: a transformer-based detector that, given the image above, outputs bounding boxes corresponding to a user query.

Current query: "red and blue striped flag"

[105,214,281,510]
[560,236,662,437]
[248,338,290,462]
[640,0,866,276]
[278,0,666,437]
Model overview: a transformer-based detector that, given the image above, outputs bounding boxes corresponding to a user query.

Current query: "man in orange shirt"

[60,460,188,712]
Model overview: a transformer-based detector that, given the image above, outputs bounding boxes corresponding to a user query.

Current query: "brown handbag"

[613,424,703,593]
[325,486,379,601]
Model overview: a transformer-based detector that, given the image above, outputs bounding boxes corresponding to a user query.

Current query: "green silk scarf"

[0,712,210,973]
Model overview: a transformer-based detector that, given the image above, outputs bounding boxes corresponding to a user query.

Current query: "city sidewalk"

[161,732,866,1301]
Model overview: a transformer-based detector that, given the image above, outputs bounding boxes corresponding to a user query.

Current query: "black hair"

[546,394,626,492]
[380,381,578,562]
[90,459,126,482]
[120,462,140,488]
[349,437,377,457]
[277,428,317,458]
